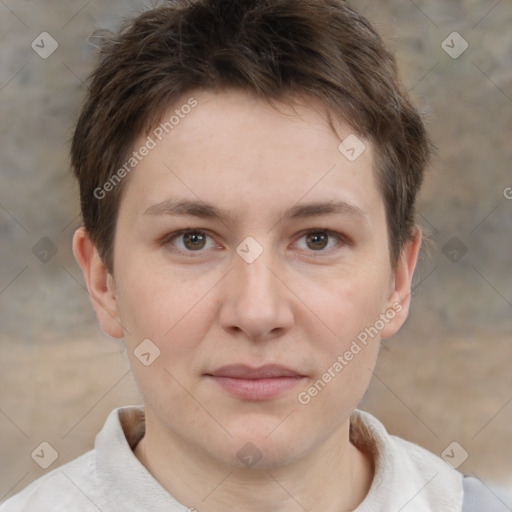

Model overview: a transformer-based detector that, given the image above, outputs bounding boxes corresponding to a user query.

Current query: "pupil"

[184,232,205,250]
[307,231,328,250]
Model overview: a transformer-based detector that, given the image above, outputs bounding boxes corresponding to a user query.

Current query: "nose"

[218,245,294,342]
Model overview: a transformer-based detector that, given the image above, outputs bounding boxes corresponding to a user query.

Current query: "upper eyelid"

[164,228,216,246]
[165,228,349,251]
[294,229,352,250]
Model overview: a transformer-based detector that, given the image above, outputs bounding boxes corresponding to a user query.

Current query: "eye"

[295,229,347,252]
[164,229,216,252]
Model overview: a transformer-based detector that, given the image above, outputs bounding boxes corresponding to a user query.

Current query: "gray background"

[1,0,511,503]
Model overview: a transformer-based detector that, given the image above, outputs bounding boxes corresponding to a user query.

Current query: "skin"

[73,88,421,512]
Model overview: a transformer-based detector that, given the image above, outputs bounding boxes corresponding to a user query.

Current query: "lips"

[205,364,306,400]
[207,364,304,379]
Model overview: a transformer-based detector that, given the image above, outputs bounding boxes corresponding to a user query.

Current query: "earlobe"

[72,227,124,339]
[380,229,422,339]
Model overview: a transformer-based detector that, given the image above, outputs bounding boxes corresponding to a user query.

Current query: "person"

[1,0,502,510]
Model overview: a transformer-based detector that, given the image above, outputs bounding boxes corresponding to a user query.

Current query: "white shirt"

[1,405,465,511]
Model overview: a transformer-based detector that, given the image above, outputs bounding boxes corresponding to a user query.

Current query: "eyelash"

[162,228,351,256]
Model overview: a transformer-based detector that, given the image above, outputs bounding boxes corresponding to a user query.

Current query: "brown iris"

[306,231,329,250]
[183,232,207,250]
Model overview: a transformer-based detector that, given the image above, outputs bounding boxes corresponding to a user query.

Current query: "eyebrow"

[143,198,369,224]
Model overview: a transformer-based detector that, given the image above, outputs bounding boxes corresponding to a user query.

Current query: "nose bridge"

[219,238,293,338]
[234,239,282,305]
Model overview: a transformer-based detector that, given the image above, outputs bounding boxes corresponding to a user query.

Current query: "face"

[77,89,419,469]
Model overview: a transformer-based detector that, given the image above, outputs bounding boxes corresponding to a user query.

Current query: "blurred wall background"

[1,0,511,503]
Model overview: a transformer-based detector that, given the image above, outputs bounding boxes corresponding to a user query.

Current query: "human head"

[71,0,425,479]
[71,0,432,274]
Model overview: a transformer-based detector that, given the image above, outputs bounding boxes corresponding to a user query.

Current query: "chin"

[219,424,311,470]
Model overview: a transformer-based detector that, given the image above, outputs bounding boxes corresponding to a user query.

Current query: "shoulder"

[352,409,463,480]
[351,409,511,511]
[393,438,512,511]
[0,406,149,512]
[351,409,463,510]
[0,407,140,511]
[0,450,99,512]
[461,475,512,512]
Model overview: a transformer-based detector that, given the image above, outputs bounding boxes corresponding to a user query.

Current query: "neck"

[134,409,374,512]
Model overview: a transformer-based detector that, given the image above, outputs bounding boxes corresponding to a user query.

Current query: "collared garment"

[0,406,505,511]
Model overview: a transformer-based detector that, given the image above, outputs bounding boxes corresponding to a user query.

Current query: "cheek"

[299,267,389,395]
[318,268,390,341]
[115,261,222,367]
[116,266,217,410]
[312,347,379,424]
[294,324,380,441]
[297,278,384,416]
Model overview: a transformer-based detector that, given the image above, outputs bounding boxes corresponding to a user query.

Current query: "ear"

[380,228,422,339]
[72,226,124,339]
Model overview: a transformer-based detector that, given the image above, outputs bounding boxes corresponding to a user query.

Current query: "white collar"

[95,406,463,511]
[350,409,463,511]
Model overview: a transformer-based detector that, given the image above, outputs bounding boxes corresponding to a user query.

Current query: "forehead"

[120,88,383,227]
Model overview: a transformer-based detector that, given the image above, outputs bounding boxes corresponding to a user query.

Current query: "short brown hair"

[71,0,432,273]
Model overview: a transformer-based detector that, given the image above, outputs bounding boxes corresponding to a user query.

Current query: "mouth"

[205,364,306,401]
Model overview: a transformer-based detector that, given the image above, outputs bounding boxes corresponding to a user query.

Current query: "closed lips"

[206,364,305,379]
